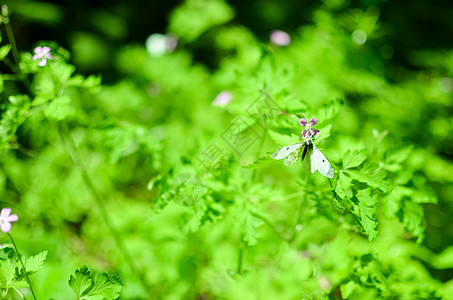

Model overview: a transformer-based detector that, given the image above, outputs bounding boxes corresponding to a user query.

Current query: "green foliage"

[0,0,452,299]
[0,246,47,297]
[69,266,123,300]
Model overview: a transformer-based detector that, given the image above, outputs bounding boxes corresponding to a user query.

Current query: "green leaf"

[268,130,299,146]
[69,266,124,300]
[432,246,453,269]
[169,0,234,42]
[335,171,353,199]
[314,124,332,141]
[66,74,102,91]
[32,73,58,104]
[49,60,76,84]
[0,95,30,150]
[84,273,124,300]
[44,95,71,120]
[24,251,47,273]
[242,153,273,169]
[397,200,425,242]
[0,45,11,60]
[342,149,367,169]
[357,188,378,241]
[340,281,357,299]
[69,266,92,298]
[347,163,392,193]
[0,262,15,287]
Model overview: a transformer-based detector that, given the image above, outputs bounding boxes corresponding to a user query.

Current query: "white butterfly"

[271,140,334,178]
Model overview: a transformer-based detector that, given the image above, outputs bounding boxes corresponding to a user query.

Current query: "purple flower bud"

[310,118,317,126]
[299,118,307,127]
[301,129,309,138]
[312,129,319,136]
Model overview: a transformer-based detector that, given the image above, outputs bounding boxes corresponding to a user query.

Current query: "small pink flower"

[299,118,319,138]
[0,208,18,233]
[270,30,291,46]
[212,91,232,107]
[33,46,53,66]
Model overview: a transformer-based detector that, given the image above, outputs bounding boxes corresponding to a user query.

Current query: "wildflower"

[0,208,18,233]
[299,118,319,138]
[270,30,291,46]
[33,46,53,66]
[212,90,232,107]
[146,33,178,57]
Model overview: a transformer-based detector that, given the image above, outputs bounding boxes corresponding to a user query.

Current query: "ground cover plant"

[0,0,453,298]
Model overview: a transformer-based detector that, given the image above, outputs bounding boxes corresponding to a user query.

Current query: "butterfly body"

[271,139,334,178]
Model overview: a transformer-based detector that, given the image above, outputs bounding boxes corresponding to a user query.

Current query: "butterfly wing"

[284,145,303,166]
[311,145,334,178]
[271,142,304,160]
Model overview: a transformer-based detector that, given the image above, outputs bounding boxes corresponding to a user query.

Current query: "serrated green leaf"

[347,163,392,193]
[69,265,92,298]
[398,200,424,242]
[32,72,57,103]
[357,188,378,241]
[268,130,299,146]
[0,45,11,60]
[66,74,102,91]
[44,95,71,120]
[24,251,47,273]
[69,266,124,300]
[242,153,273,169]
[83,273,123,300]
[315,124,332,141]
[335,171,353,199]
[342,149,367,169]
[49,60,76,84]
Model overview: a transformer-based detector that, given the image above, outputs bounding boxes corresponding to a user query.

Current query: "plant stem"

[251,129,267,182]
[8,233,37,300]
[12,286,24,298]
[237,234,244,274]
[58,124,154,297]
[2,5,20,70]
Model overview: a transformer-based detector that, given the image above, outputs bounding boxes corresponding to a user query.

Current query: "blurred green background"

[1,0,453,299]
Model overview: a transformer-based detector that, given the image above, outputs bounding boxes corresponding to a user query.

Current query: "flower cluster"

[299,118,319,139]
[33,46,53,66]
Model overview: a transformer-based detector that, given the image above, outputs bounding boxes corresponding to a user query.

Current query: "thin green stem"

[2,5,20,69]
[11,286,24,298]
[8,233,37,300]
[58,123,154,297]
[237,234,244,275]
[251,129,267,182]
